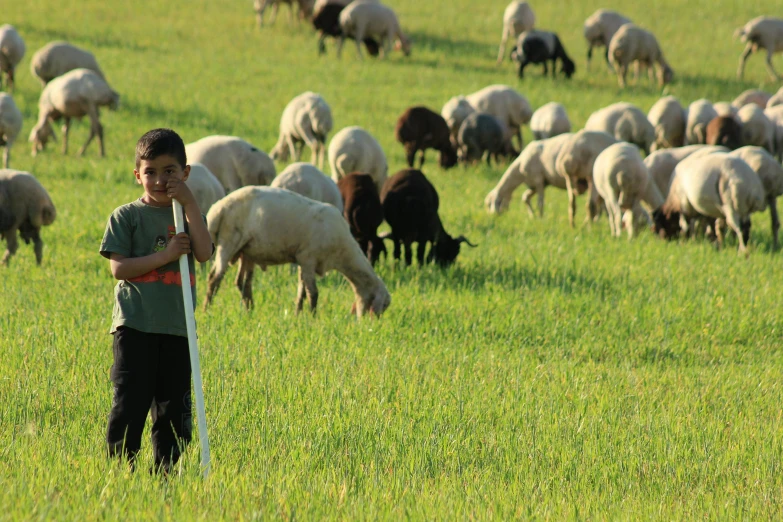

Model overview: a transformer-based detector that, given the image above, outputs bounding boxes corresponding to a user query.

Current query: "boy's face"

[135,154,190,207]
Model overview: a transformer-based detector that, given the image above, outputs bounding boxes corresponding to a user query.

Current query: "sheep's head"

[394,35,412,57]
[660,65,674,86]
[433,234,477,267]
[561,57,576,79]
[484,188,509,215]
[108,90,120,111]
[29,121,55,155]
[652,208,680,239]
[352,282,391,318]
[439,145,458,169]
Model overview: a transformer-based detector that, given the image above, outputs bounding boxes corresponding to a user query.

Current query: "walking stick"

[172,199,211,478]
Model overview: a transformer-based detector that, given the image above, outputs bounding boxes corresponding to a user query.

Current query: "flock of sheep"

[1,3,783,318]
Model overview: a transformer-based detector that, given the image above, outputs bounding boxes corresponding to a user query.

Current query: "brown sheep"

[337,173,386,265]
[705,116,743,150]
[394,107,458,169]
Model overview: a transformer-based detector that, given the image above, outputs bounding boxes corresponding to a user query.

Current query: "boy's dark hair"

[135,128,187,169]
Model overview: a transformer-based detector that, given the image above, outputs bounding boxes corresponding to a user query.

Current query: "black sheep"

[511,30,576,79]
[457,112,517,165]
[394,106,458,169]
[313,3,380,56]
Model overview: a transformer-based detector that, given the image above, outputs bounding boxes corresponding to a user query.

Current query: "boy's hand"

[164,232,191,263]
[166,178,197,208]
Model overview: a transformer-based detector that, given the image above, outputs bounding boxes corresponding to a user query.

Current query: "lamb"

[380,168,475,266]
[767,87,783,108]
[735,17,783,81]
[457,112,515,165]
[511,30,576,79]
[312,1,380,56]
[530,102,571,140]
[705,116,743,150]
[185,135,276,193]
[29,68,119,158]
[184,162,226,215]
[712,102,739,119]
[647,96,685,151]
[30,41,105,85]
[728,146,783,249]
[653,152,766,254]
[254,0,314,27]
[732,89,772,109]
[337,1,411,59]
[394,106,457,169]
[0,169,56,265]
[270,162,343,212]
[0,94,22,168]
[593,143,655,238]
[643,145,726,197]
[441,85,532,150]
[327,126,387,193]
[584,102,655,154]
[554,130,618,227]
[684,99,718,145]
[737,104,775,152]
[0,25,25,92]
[608,24,674,87]
[764,104,783,160]
[485,132,572,216]
[205,186,391,316]
[496,1,536,64]
[583,9,632,71]
[337,173,386,264]
[270,92,332,170]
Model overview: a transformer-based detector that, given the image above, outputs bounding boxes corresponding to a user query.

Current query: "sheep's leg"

[3,144,9,169]
[418,149,426,168]
[61,118,71,155]
[521,188,536,217]
[647,63,655,83]
[285,134,298,162]
[317,142,326,170]
[765,49,781,81]
[769,195,779,250]
[517,59,528,78]
[30,229,44,265]
[240,261,255,310]
[254,0,266,27]
[269,2,279,24]
[542,61,548,76]
[737,43,753,79]
[565,176,577,228]
[585,180,598,225]
[605,202,617,237]
[416,241,427,265]
[1,227,18,265]
[205,246,231,310]
[318,33,327,55]
[616,64,627,88]
[79,106,103,157]
[497,27,510,64]
[586,45,593,71]
[353,29,365,60]
[403,241,413,266]
[296,266,318,314]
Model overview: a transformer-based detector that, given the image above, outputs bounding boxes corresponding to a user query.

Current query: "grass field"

[2,0,783,519]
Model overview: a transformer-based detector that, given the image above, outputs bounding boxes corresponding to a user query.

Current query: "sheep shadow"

[14,23,150,52]
[124,100,258,139]
[406,30,491,58]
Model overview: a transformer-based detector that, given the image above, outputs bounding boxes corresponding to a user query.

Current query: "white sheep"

[767,86,783,108]
[608,24,674,87]
[0,25,25,92]
[270,162,344,212]
[592,142,652,238]
[530,102,571,140]
[254,0,315,27]
[441,85,532,149]
[583,9,632,71]
[205,186,391,316]
[732,89,772,109]
[485,133,572,216]
[337,0,411,59]
[30,41,105,85]
[728,146,783,249]
[0,93,22,168]
[270,92,332,170]
[496,1,536,64]
[185,162,226,215]
[647,96,685,151]
[29,68,119,157]
[737,104,775,153]
[327,126,387,193]
[735,17,783,81]
[643,144,726,197]
[658,153,766,254]
[585,102,655,154]
[185,135,276,194]
[764,104,783,160]
[712,102,739,119]
[0,169,56,265]
[684,99,718,145]
[555,130,618,227]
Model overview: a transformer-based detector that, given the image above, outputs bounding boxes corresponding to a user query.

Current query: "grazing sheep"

[712,102,739,119]
[583,9,632,71]
[593,143,654,238]
[705,116,743,150]
[485,133,572,216]
[30,41,104,85]
[328,126,387,192]
[337,1,411,59]
[767,86,783,108]
[728,146,783,249]
[185,163,226,216]
[29,68,119,158]
[647,96,685,151]
[0,94,22,168]
[732,89,772,109]
[0,25,25,92]
[314,0,350,13]
[380,168,475,266]
[441,85,532,150]
[394,106,457,169]
[685,99,718,145]
[185,135,276,193]
[608,24,674,87]
[511,30,575,79]
[337,173,386,264]
[496,1,536,64]
[555,130,618,227]
[530,102,571,140]
[654,153,766,254]
[206,187,390,315]
[737,104,775,152]
[312,2,380,56]
[270,92,332,170]
[735,17,783,81]
[643,145,726,197]
[270,162,343,212]
[457,112,515,165]
[0,170,56,265]
[254,0,314,27]
[764,104,783,160]
[585,102,655,154]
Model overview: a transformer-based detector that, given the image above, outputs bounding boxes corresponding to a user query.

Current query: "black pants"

[106,326,192,471]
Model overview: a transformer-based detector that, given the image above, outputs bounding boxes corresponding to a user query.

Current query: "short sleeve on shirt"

[100,206,134,259]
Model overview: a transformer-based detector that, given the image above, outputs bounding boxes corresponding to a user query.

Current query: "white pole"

[172,199,211,478]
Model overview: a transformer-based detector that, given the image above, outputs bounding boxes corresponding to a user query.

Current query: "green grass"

[2,0,783,519]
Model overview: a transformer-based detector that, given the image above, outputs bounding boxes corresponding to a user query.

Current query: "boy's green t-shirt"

[99,199,200,337]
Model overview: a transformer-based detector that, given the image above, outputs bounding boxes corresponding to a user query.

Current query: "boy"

[99,128,213,472]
